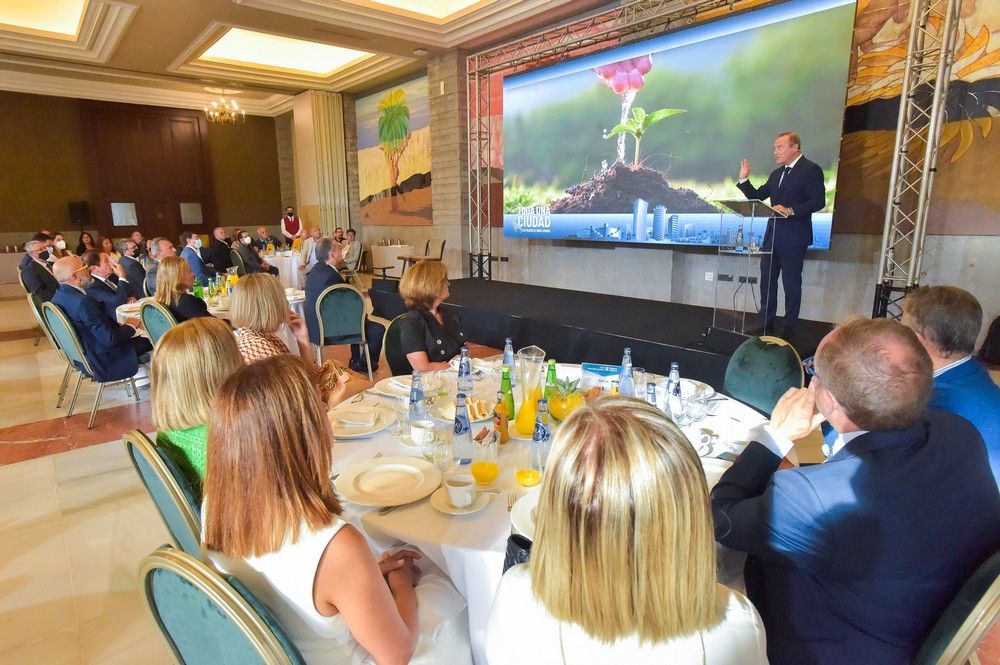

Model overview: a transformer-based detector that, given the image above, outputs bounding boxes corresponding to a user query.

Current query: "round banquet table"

[263,251,303,290]
[369,244,413,278]
[327,364,767,665]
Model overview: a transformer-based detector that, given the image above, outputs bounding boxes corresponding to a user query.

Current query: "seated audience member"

[20,232,52,270]
[144,236,176,296]
[151,317,243,493]
[203,355,472,665]
[298,226,323,274]
[342,228,361,270]
[51,233,73,260]
[179,231,217,284]
[202,226,232,272]
[20,240,59,302]
[233,229,278,276]
[255,226,283,251]
[304,238,384,374]
[333,227,345,244]
[129,230,146,258]
[82,250,132,320]
[50,256,152,379]
[117,239,146,299]
[75,231,97,256]
[901,285,1000,483]
[154,256,212,323]
[711,318,1000,664]
[398,261,466,371]
[100,237,120,262]
[487,397,767,664]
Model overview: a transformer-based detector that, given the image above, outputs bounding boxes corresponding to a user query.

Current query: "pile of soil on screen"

[548,162,718,214]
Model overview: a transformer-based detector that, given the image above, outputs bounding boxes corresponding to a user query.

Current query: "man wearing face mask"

[235,230,278,276]
[20,232,53,271]
[20,239,59,302]
[179,231,217,284]
[51,256,152,381]
[116,239,146,300]
[81,250,134,319]
[280,206,303,244]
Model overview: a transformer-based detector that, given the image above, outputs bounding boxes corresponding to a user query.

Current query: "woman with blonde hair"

[397,260,466,371]
[230,272,348,404]
[486,397,767,664]
[151,317,244,492]
[203,355,472,665]
[154,255,211,322]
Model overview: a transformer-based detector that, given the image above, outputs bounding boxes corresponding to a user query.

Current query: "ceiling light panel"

[199,28,372,77]
[0,0,88,39]
[367,0,492,20]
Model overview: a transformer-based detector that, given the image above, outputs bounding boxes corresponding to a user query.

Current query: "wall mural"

[836,0,1000,235]
[355,76,433,226]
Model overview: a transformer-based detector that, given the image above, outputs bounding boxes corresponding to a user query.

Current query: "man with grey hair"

[298,226,324,274]
[20,239,59,302]
[143,236,175,297]
[203,226,232,272]
[712,318,1000,664]
[304,238,383,373]
[901,285,1000,483]
[116,238,146,299]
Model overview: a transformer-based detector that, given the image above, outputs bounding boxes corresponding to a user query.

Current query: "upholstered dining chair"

[383,314,412,376]
[315,284,373,380]
[140,301,178,347]
[723,335,804,416]
[17,269,43,346]
[913,550,1000,665]
[230,249,247,277]
[27,293,77,406]
[340,244,364,289]
[41,301,140,428]
[123,430,202,559]
[139,545,305,665]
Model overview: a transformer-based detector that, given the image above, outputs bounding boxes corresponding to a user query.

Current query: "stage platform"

[440,279,833,387]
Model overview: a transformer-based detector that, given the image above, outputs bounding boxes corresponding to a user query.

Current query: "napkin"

[331,410,377,428]
[389,376,411,390]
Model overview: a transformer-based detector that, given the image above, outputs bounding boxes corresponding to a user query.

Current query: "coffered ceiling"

[0,0,610,116]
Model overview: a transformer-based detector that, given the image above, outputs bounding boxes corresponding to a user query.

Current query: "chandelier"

[204,96,245,124]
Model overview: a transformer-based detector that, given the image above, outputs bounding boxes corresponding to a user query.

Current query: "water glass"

[632,368,647,398]
[392,395,408,437]
[471,431,499,486]
[422,427,455,473]
[683,388,709,423]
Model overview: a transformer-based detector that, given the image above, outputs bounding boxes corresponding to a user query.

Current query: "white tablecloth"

[328,367,767,665]
[370,244,413,278]
[265,252,303,290]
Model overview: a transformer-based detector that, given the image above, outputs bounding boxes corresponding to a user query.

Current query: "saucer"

[429,486,490,515]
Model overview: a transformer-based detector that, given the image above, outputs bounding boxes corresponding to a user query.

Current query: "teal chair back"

[316,284,367,346]
[28,293,64,356]
[42,301,93,376]
[723,335,803,416]
[231,249,247,276]
[141,301,178,346]
[139,546,305,665]
[384,314,412,376]
[914,550,1000,665]
[124,430,202,559]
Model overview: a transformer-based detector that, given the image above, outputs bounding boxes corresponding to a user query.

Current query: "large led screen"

[502,0,856,249]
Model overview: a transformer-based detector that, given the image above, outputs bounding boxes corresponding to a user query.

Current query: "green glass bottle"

[500,366,515,421]
[543,359,558,399]
[192,280,203,300]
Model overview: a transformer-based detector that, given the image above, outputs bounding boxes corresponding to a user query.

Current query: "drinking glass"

[471,431,499,486]
[421,426,454,473]
[392,395,408,437]
[515,442,543,488]
[683,388,709,423]
[632,367,646,398]
[432,369,452,401]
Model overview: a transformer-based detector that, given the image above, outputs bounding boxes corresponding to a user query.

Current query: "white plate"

[334,455,442,507]
[429,398,494,424]
[429,486,491,515]
[655,378,717,398]
[373,374,442,398]
[700,457,732,490]
[327,405,392,439]
[120,303,141,314]
[510,486,542,540]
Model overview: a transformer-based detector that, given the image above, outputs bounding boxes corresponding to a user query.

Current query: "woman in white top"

[203,355,471,665]
[486,397,768,665]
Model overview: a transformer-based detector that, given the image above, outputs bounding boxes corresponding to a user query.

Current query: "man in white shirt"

[81,249,133,320]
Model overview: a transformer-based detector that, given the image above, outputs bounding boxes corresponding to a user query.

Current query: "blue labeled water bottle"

[457,346,473,396]
[531,398,552,470]
[408,370,428,421]
[453,393,473,465]
[618,347,635,398]
[502,337,516,387]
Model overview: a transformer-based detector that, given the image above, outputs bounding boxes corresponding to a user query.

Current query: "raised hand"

[739,158,751,180]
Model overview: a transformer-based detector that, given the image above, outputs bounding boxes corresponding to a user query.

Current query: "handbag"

[502,534,532,574]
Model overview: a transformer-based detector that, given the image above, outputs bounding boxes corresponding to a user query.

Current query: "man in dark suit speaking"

[737,131,825,337]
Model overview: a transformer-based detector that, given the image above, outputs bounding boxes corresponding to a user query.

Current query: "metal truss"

[465,0,771,278]
[873,0,962,318]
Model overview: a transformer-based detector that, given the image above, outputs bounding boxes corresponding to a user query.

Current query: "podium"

[708,199,784,343]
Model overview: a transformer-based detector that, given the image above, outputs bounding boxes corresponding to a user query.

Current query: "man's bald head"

[814,318,932,431]
[53,256,84,283]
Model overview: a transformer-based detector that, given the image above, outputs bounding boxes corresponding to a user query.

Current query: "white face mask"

[241,236,252,245]
[194,238,202,249]
[55,240,66,250]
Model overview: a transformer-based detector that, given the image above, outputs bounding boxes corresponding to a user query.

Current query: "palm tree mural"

[377,88,411,212]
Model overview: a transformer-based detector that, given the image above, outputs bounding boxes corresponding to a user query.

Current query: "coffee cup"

[445,474,476,508]
[410,420,438,446]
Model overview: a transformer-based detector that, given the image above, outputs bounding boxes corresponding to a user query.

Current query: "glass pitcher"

[514,345,545,436]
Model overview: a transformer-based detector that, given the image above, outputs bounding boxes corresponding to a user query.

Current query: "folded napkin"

[389,376,411,390]
[331,410,377,428]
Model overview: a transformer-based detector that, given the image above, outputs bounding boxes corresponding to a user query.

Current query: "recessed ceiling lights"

[367,0,491,21]
[0,0,88,40]
[199,28,372,78]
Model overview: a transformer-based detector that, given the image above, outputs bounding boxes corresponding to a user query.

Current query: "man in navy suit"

[117,239,146,300]
[179,231,217,284]
[20,240,59,302]
[50,256,152,383]
[304,238,383,373]
[81,250,133,320]
[712,318,1000,664]
[737,131,826,336]
[902,285,1000,484]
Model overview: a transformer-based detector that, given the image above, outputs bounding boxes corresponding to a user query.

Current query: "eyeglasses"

[802,356,816,377]
[72,265,91,275]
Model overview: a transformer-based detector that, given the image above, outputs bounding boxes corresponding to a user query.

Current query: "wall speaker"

[68,201,90,226]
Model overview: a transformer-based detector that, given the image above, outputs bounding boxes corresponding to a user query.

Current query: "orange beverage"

[471,461,499,484]
[515,468,542,487]
[514,386,541,436]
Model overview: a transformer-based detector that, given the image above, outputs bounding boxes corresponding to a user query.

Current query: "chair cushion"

[226,575,306,665]
[723,337,803,416]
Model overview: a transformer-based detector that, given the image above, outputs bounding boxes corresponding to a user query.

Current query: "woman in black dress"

[397,261,466,371]
[154,256,212,322]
